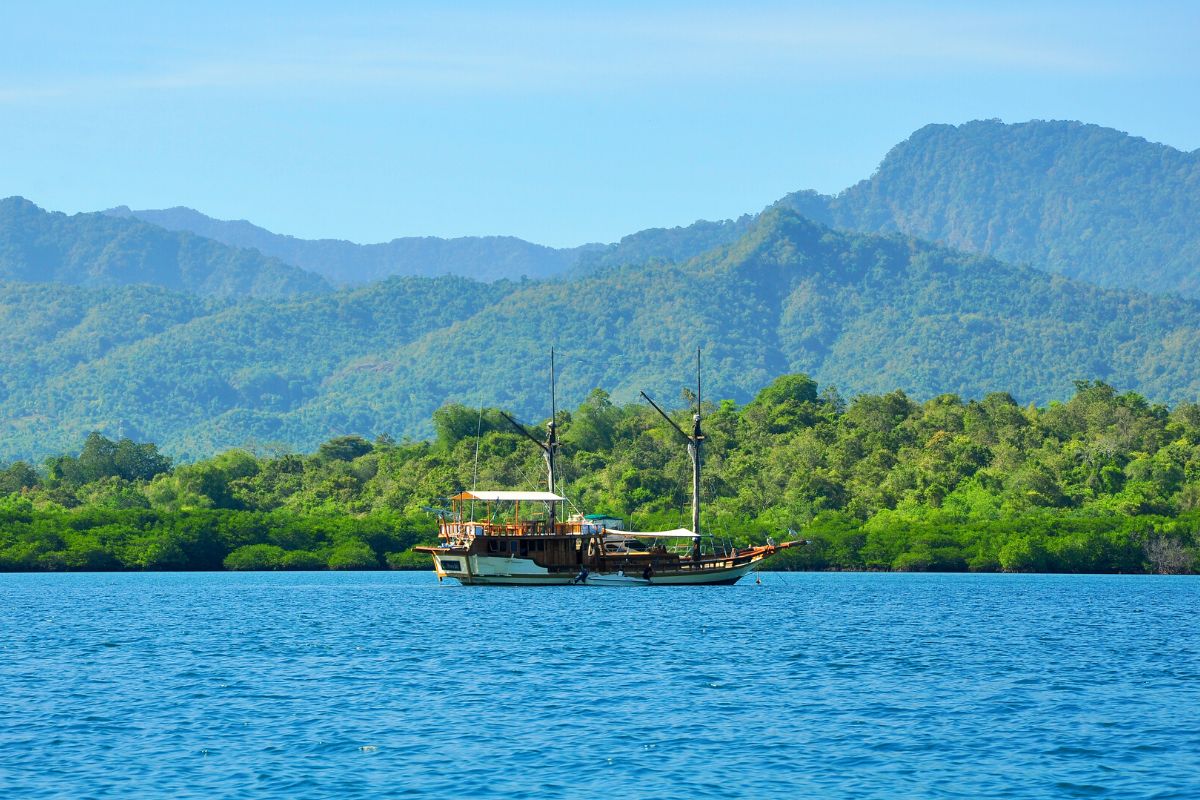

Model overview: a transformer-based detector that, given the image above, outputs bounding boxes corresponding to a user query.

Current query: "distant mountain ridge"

[108,120,1200,297]
[1,197,329,298]
[104,205,757,285]
[3,208,1200,463]
[104,205,579,283]
[777,119,1200,297]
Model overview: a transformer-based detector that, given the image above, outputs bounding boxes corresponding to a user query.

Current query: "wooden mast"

[547,348,559,531]
[689,347,702,562]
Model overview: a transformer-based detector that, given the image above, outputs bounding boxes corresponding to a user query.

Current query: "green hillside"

[779,120,1200,297]
[310,209,1200,436]
[3,209,1200,462]
[1,197,330,298]
[0,276,516,460]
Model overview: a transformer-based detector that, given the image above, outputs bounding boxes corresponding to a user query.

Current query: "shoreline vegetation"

[2,376,1199,575]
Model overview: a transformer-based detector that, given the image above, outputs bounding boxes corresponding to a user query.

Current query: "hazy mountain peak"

[0,198,330,298]
[1,195,48,216]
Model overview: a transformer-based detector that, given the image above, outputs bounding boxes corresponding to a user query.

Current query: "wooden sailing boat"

[416,349,803,585]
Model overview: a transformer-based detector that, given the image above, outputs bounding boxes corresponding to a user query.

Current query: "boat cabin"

[584,513,624,531]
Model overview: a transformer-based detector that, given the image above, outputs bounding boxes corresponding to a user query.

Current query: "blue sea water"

[1,572,1198,799]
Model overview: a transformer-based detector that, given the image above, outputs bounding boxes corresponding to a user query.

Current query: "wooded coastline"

[2,376,1199,574]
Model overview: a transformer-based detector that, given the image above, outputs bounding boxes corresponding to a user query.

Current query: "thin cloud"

[0,5,1176,104]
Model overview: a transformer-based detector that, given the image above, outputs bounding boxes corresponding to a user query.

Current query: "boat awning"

[607,528,700,539]
[450,490,565,502]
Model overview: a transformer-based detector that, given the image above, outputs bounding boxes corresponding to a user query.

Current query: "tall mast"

[691,347,700,561]
[547,348,559,530]
[640,347,705,563]
[689,347,702,560]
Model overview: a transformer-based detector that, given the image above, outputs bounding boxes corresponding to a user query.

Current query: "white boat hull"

[429,552,757,586]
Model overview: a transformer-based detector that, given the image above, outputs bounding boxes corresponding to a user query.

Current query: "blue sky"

[1,1,1197,247]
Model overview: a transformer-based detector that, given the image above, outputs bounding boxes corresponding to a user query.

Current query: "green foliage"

[327,540,378,570]
[385,549,433,570]
[46,433,172,485]
[224,544,286,570]
[432,405,510,451]
[0,461,38,495]
[564,389,622,452]
[318,436,374,462]
[281,550,326,570]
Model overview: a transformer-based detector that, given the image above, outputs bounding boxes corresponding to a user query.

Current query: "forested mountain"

[104,205,757,284]
[778,120,1200,297]
[4,209,1200,463]
[0,276,516,460]
[571,215,757,277]
[109,121,1200,297]
[0,197,330,298]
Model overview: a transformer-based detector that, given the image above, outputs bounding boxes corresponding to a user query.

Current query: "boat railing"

[677,552,760,571]
[438,520,598,539]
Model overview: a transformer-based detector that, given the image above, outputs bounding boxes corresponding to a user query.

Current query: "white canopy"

[606,528,700,539]
[451,490,565,502]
